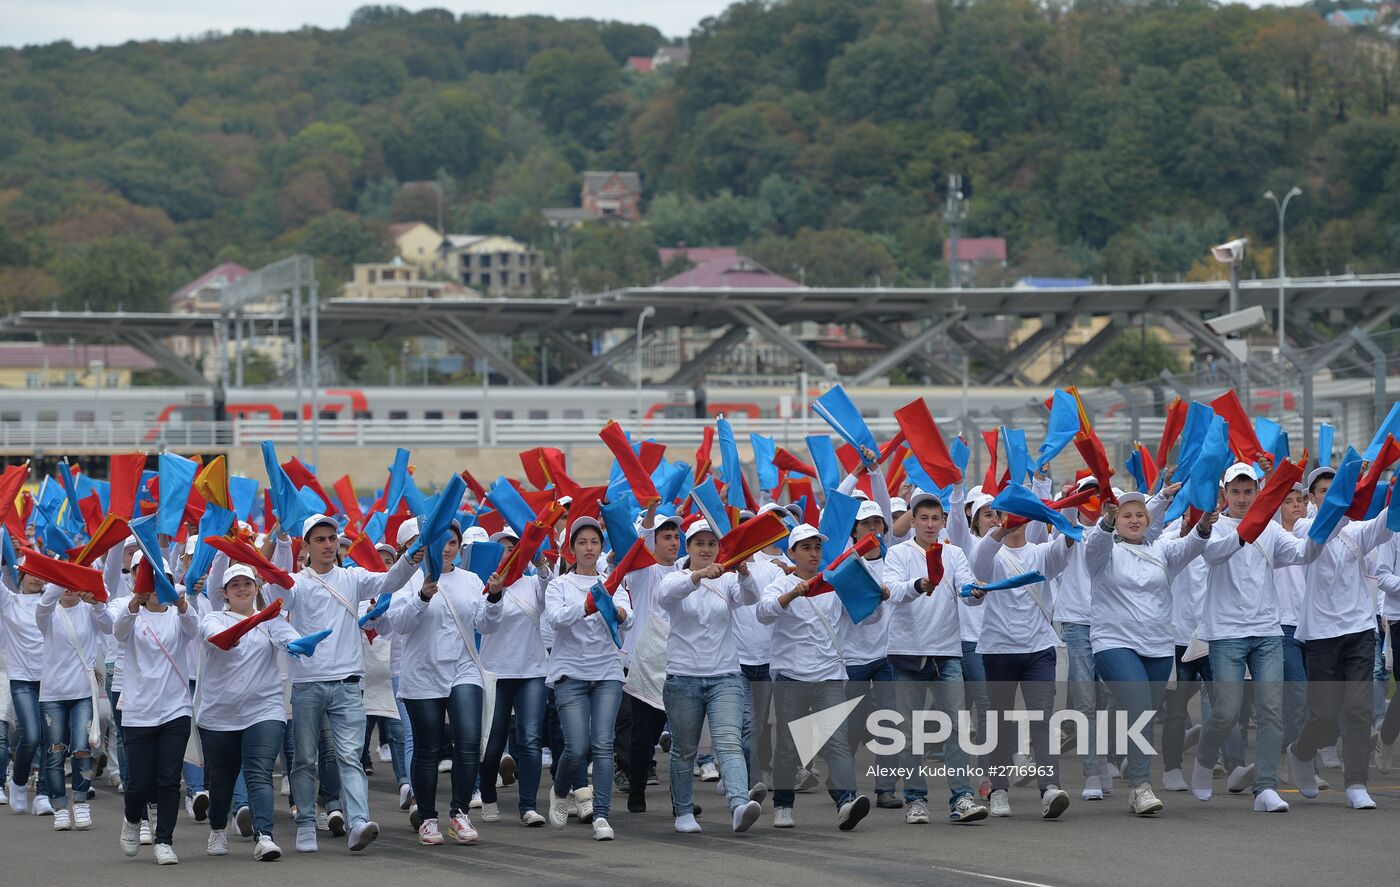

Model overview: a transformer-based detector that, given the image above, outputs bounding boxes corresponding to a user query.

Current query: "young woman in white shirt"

[196,563,299,861]
[112,555,199,865]
[1085,493,1216,815]
[35,579,113,831]
[1,562,53,814]
[544,517,632,840]
[477,527,552,827]
[377,521,490,847]
[656,519,764,834]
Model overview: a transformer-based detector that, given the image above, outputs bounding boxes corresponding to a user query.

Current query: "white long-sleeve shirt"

[0,577,44,682]
[756,573,846,681]
[196,609,299,731]
[1083,522,1209,657]
[272,554,419,683]
[1375,536,1400,621]
[656,567,760,677]
[835,555,889,665]
[736,554,784,665]
[969,533,1073,654]
[544,572,632,686]
[1294,509,1392,641]
[381,568,488,699]
[477,572,550,680]
[1199,516,1325,641]
[112,602,199,727]
[883,539,979,658]
[35,584,112,702]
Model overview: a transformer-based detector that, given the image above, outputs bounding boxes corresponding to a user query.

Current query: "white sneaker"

[950,795,988,823]
[120,819,141,856]
[773,806,794,828]
[378,743,392,763]
[295,824,318,853]
[53,807,73,831]
[438,757,452,773]
[347,820,380,852]
[448,812,478,845]
[548,792,571,829]
[399,784,414,811]
[184,794,195,820]
[480,801,500,822]
[234,805,252,838]
[1129,784,1163,815]
[470,789,482,809]
[1319,745,1342,770]
[140,820,153,844]
[0,784,6,806]
[749,783,768,806]
[1190,762,1214,801]
[316,810,329,831]
[207,828,229,855]
[1012,752,1036,787]
[837,795,871,831]
[500,753,517,786]
[592,817,614,840]
[732,800,761,833]
[675,812,702,833]
[1373,730,1393,774]
[1226,763,1255,794]
[326,809,346,837]
[191,790,210,822]
[697,760,720,782]
[989,789,1011,817]
[1287,744,1318,799]
[281,775,290,797]
[418,818,444,845]
[1253,788,1289,812]
[573,786,594,823]
[905,800,930,824]
[541,748,553,770]
[1081,774,1104,801]
[1162,768,1189,792]
[1040,786,1070,819]
[8,781,28,814]
[74,802,92,830]
[1346,785,1377,809]
[520,810,546,827]
[31,794,53,816]
[154,843,179,865]
[254,835,282,861]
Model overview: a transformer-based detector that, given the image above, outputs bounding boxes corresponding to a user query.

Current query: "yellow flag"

[193,455,231,510]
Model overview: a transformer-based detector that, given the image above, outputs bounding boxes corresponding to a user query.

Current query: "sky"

[0,1,738,48]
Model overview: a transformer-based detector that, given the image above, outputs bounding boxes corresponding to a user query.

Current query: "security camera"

[1205,305,1266,337]
[1210,238,1248,264]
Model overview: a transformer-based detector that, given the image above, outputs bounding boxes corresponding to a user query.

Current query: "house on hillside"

[653,46,690,67]
[439,234,543,296]
[582,171,643,222]
[342,257,477,300]
[167,262,286,379]
[0,342,156,389]
[389,221,446,275]
[656,246,800,289]
[943,237,1007,285]
[624,56,653,73]
[168,262,250,314]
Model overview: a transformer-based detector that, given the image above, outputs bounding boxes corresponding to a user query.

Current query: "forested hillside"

[1,0,1398,310]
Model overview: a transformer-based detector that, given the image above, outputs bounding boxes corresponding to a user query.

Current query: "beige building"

[0,342,156,388]
[439,234,543,297]
[342,258,478,300]
[389,221,446,275]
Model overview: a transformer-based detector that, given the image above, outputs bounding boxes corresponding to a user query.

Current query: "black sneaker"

[615,771,631,795]
[628,794,646,814]
[647,762,659,786]
[876,792,903,809]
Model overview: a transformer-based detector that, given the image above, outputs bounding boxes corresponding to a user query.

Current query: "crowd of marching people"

[1,385,1399,864]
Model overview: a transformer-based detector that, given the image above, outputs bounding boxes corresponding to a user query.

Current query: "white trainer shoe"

[989,789,1011,817]
[548,792,570,829]
[207,828,229,855]
[254,835,282,861]
[154,843,179,865]
[1040,786,1070,819]
[837,795,871,831]
[32,794,53,816]
[347,820,380,852]
[448,812,478,845]
[905,800,930,824]
[1345,785,1377,810]
[53,807,73,831]
[520,810,546,827]
[481,801,500,822]
[72,801,91,829]
[7,781,28,814]
[573,786,594,823]
[120,819,141,856]
[1129,784,1163,815]
[1162,768,1189,792]
[592,817,614,840]
[773,806,795,828]
[1226,764,1255,794]
[1287,744,1318,799]
[470,789,482,809]
[1081,775,1104,801]
[1253,789,1289,812]
[140,819,153,844]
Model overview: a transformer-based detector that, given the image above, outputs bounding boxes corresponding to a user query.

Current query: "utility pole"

[944,174,969,288]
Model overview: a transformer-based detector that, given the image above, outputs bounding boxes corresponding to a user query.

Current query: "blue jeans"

[104,666,127,788]
[1061,623,1102,776]
[184,680,205,797]
[199,720,284,838]
[664,674,749,816]
[982,648,1059,793]
[403,683,483,821]
[363,716,408,786]
[1162,645,1242,771]
[290,680,368,828]
[9,680,49,795]
[0,721,8,790]
[122,717,190,845]
[481,677,545,815]
[961,641,990,766]
[771,674,856,809]
[41,697,94,803]
[890,655,973,808]
[741,662,772,788]
[1198,636,1284,794]
[392,675,414,776]
[1092,648,1173,786]
[552,678,622,819]
[282,718,342,812]
[1373,620,1389,730]
[1282,625,1308,747]
[845,657,897,793]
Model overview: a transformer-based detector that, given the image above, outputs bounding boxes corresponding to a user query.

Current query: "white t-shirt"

[112,603,199,727]
[196,609,299,731]
[656,567,760,677]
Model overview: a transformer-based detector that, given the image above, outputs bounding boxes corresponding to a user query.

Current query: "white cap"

[461,526,489,545]
[1305,466,1335,490]
[908,491,939,511]
[183,537,198,555]
[558,495,574,507]
[967,485,984,499]
[889,497,909,514]
[854,499,885,523]
[1290,482,1306,495]
[788,523,827,547]
[738,509,756,522]
[374,542,397,558]
[851,490,870,501]
[489,528,519,544]
[685,519,718,542]
[637,513,681,533]
[302,513,338,539]
[758,502,786,516]
[338,534,353,546]
[969,493,995,518]
[567,516,602,540]
[123,535,140,551]
[395,518,421,546]
[1116,491,1147,506]
[221,564,257,587]
[1220,462,1259,486]
[784,503,803,520]
[1076,475,1100,490]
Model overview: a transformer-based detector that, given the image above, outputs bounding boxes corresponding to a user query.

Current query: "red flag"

[1238,454,1306,543]
[1075,431,1117,504]
[718,510,790,570]
[538,449,579,499]
[332,476,364,524]
[925,542,944,593]
[694,426,715,482]
[638,441,666,475]
[0,463,30,529]
[67,515,131,567]
[877,430,906,466]
[282,457,336,515]
[981,429,1000,493]
[203,536,295,589]
[345,533,387,572]
[599,420,660,506]
[773,448,817,478]
[476,508,505,536]
[1156,398,1187,469]
[1347,437,1400,520]
[894,399,963,489]
[460,469,489,504]
[498,519,550,587]
[885,460,907,497]
[1136,443,1160,492]
[788,478,820,525]
[107,453,146,521]
[262,489,275,534]
[805,533,880,597]
[15,548,107,601]
[519,448,554,490]
[78,493,105,537]
[738,471,759,513]
[207,599,284,651]
[1209,391,1265,464]
[601,538,659,595]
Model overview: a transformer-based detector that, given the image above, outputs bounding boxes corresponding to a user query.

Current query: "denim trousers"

[891,655,974,808]
[771,673,856,810]
[480,677,546,815]
[552,678,622,819]
[403,683,484,822]
[740,662,773,788]
[1197,636,1284,795]
[663,673,749,816]
[845,657,897,793]
[290,680,368,828]
[123,716,191,845]
[960,641,990,766]
[1092,648,1173,786]
[199,719,284,837]
[1281,625,1309,747]
[9,680,49,795]
[41,696,94,803]
[1061,623,1102,776]
[982,647,1058,793]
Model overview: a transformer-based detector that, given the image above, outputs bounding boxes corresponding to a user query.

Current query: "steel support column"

[112,327,208,385]
[542,330,631,387]
[666,325,751,387]
[984,314,1074,385]
[856,317,963,386]
[1043,316,1126,386]
[434,316,537,387]
[557,332,640,388]
[728,304,832,378]
[852,311,967,385]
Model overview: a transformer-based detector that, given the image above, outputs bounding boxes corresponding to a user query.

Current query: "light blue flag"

[156,452,199,537]
[1036,389,1080,472]
[751,433,779,492]
[810,384,879,464]
[817,490,860,570]
[806,435,842,496]
[129,513,182,605]
[717,417,746,509]
[1309,447,1363,545]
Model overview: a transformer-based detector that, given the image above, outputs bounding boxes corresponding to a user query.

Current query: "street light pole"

[635,306,656,423]
[1264,186,1302,356]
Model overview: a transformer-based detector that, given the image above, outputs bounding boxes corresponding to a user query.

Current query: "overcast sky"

[2,0,1308,49]
[0,1,735,48]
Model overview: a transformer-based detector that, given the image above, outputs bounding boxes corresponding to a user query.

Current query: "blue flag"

[1318,424,1335,468]
[962,570,1047,598]
[1125,450,1148,493]
[288,628,333,658]
[411,474,467,581]
[807,434,843,495]
[1166,415,1232,525]
[991,483,1083,542]
[1036,390,1080,472]
[1309,447,1363,544]
[129,513,182,605]
[1174,402,1214,477]
[587,583,623,648]
[717,417,746,509]
[364,511,388,545]
[385,448,411,514]
[1365,403,1400,462]
[950,436,971,478]
[601,497,640,555]
[689,477,732,536]
[824,555,883,624]
[1003,426,1031,487]
[657,461,692,505]
[817,490,860,569]
[1254,417,1289,461]
[56,460,86,536]
[486,477,536,537]
[230,476,259,522]
[751,433,779,492]
[185,503,236,589]
[156,452,199,537]
[465,541,505,585]
[811,384,879,464]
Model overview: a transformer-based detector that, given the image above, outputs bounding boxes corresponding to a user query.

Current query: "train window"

[425,410,443,421]
[75,411,95,423]
[563,409,583,420]
[494,410,513,420]
[0,411,19,423]
[458,410,478,421]
[528,410,548,421]
[318,410,337,420]
[354,411,372,420]
[389,410,408,421]
[110,411,124,423]
[38,410,57,422]
[143,411,156,422]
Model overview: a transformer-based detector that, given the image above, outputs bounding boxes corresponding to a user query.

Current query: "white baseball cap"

[488,528,519,544]
[221,564,257,587]
[854,499,885,523]
[637,513,681,533]
[395,518,421,546]
[890,497,909,514]
[907,491,940,511]
[374,542,397,558]
[183,537,198,555]
[1116,491,1147,506]
[685,519,718,542]
[969,493,996,518]
[1221,462,1259,486]
[1305,466,1335,491]
[1076,475,1100,490]
[301,513,338,539]
[461,526,489,545]
[758,502,786,516]
[567,516,602,540]
[788,523,827,547]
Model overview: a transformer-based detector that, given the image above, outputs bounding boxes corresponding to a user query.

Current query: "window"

[64,371,76,386]
[0,411,20,423]
[389,410,408,421]
[480,254,491,268]
[37,410,57,423]
[563,409,583,420]
[493,409,513,420]
[25,372,40,388]
[75,411,95,422]
[519,273,527,286]
[318,410,337,420]
[424,410,443,420]
[528,410,548,421]
[353,410,373,420]
[106,373,119,387]
[458,410,478,420]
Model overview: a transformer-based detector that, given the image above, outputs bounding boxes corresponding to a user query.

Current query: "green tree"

[57,237,168,311]
[568,223,660,292]
[523,47,622,147]
[1087,329,1184,384]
